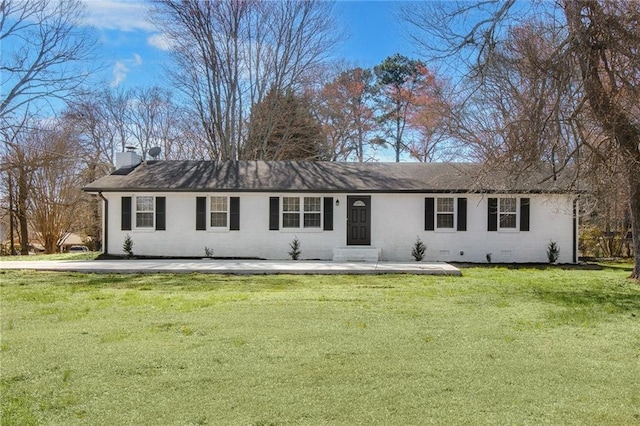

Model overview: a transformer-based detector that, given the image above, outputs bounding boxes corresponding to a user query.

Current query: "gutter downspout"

[98,192,108,254]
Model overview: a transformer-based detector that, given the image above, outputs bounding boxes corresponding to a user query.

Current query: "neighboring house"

[58,233,89,252]
[83,152,580,263]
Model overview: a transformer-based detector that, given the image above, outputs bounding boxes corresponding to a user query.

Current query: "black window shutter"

[520,198,530,231]
[155,197,166,231]
[457,198,467,231]
[425,197,435,231]
[196,197,206,231]
[488,198,498,231]
[269,197,279,230]
[230,197,240,231]
[121,196,132,231]
[323,197,333,231]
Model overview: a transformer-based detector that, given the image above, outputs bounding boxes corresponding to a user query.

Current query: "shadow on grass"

[532,287,640,314]
[452,262,604,270]
[597,263,635,272]
[453,262,636,273]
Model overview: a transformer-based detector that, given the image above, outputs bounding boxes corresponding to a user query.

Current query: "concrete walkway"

[0,259,461,275]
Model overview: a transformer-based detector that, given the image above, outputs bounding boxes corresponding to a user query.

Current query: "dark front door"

[347,196,371,245]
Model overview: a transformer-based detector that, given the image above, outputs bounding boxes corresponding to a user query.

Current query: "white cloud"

[147,33,174,51]
[83,0,157,32]
[132,53,143,66]
[111,61,129,87]
[110,53,143,87]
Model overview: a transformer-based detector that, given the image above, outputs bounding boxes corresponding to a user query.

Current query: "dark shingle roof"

[83,161,578,193]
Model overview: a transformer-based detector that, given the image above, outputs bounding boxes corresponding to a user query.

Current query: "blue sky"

[83,0,415,89]
[334,1,412,67]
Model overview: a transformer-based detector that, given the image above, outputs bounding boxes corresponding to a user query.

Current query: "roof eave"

[82,187,584,194]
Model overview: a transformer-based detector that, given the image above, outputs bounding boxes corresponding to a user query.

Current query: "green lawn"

[1,268,639,425]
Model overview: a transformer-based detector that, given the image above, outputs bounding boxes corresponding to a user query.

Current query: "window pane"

[136,196,153,212]
[136,196,154,228]
[136,212,153,228]
[304,213,321,228]
[304,197,321,212]
[437,214,454,228]
[210,196,227,212]
[500,198,516,213]
[209,196,228,227]
[500,213,517,228]
[437,198,454,213]
[210,212,227,227]
[283,197,299,212]
[283,213,300,228]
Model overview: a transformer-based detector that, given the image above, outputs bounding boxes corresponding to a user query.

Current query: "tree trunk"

[17,167,30,255]
[628,163,640,279]
[44,235,57,255]
[7,174,16,255]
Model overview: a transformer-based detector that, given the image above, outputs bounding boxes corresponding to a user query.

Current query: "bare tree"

[0,0,98,253]
[565,1,640,278]
[403,0,640,278]
[152,0,340,160]
[69,86,186,160]
[65,94,122,250]
[28,123,85,253]
[66,95,119,173]
[1,118,40,255]
[125,86,181,160]
[0,0,98,121]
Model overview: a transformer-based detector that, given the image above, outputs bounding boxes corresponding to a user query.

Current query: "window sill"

[280,228,324,233]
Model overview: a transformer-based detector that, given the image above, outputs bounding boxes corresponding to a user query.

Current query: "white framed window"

[282,196,322,229]
[136,196,154,228]
[436,197,455,229]
[499,197,517,229]
[283,197,300,228]
[210,196,228,228]
[303,197,321,228]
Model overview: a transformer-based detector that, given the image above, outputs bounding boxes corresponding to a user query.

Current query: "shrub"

[204,246,214,258]
[123,234,134,258]
[547,241,560,263]
[411,237,426,261]
[288,237,301,260]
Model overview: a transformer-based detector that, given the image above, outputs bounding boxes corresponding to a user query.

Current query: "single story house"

[83,152,580,263]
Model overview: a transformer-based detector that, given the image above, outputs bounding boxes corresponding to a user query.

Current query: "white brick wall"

[104,192,577,263]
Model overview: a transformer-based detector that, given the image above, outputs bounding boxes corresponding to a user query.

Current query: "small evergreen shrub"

[289,237,301,260]
[547,241,560,263]
[204,246,214,258]
[411,237,426,261]
[123,234,134,258]
[486,253,492,263]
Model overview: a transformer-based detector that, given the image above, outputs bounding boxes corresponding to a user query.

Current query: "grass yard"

[0,252,101,262]
[1,267,639,425]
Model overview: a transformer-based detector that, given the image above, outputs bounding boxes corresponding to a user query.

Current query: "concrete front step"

[333,247,380,262]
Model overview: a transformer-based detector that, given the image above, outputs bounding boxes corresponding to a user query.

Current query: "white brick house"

[84,156,580,263]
